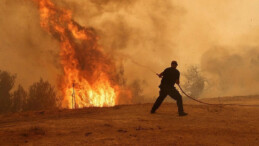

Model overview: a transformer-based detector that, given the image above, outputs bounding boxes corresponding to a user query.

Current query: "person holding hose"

[151,61,188,116]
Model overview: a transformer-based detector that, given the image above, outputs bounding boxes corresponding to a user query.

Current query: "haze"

[0,0,259,102]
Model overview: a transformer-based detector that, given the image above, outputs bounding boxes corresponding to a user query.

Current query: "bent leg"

[168,88,184,113]
[151,89,167,113]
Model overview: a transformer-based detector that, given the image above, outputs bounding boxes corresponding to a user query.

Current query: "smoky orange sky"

[0,0,259,102]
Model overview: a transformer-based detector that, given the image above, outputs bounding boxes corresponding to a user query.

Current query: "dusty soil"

[1,96,259,146]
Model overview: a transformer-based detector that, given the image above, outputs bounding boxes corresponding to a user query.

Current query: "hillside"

[1,96,259,145]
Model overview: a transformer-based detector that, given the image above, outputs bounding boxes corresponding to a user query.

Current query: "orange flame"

[34,0,125,108]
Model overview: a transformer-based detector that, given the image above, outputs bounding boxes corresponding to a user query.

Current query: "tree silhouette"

[0,70,16,113]
[26,79,57,110]
[183,66,206,98]
[12,85,27,112]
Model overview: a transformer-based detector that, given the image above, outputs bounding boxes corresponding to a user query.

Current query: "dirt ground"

[1,96,259,146]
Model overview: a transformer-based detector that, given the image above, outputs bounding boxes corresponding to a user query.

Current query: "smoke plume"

[1,0,259,103]
[0,0,61,88]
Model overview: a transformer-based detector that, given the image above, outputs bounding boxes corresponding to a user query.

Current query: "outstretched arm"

[156,72,163,78]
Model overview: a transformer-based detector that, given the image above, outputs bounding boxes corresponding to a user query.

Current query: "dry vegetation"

[0,70,58,114]
[0,96,259,145]
[20,126,46,138]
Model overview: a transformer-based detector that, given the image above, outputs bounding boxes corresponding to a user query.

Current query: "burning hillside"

[1,0,259,111]
[33,0,131,108]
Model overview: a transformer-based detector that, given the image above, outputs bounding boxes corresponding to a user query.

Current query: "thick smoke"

[57,0,259,98]
[179,1,259,97]
[201,47,259,97]
[1,0,259,102]
[0,0,61,88]
[55,0,184,101]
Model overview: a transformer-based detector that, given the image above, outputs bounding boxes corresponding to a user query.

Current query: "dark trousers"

[151,87,184,113]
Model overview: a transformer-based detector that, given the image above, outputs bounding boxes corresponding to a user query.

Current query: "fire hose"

[128,58,259,107]
[177,84,259,107]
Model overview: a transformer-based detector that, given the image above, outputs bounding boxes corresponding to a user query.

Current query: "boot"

[179,112,188,116]
[150,109,156,114]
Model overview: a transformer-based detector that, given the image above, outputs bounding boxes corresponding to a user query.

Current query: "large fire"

[33,0,127,108]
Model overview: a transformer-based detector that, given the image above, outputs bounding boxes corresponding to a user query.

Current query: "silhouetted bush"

[0,70,16,113]
[26,78,57,110]
[183,66,206,98]
[12,85,27,112]
[130,80,145,104]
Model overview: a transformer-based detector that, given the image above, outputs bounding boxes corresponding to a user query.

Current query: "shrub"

[183,66,206,98]
[26,78,57,110]
[130,80,145,104]
[12,85,27,112]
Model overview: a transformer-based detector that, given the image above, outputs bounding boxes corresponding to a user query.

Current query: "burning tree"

[32,0,131,108]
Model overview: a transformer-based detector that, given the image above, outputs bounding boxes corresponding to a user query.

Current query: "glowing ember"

[33,0,123,108]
